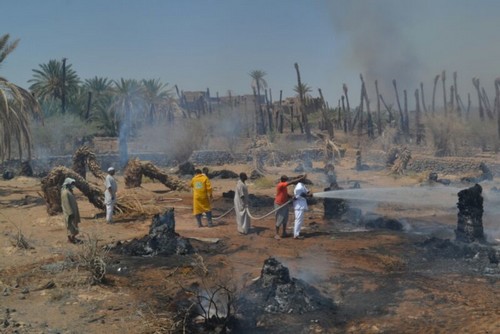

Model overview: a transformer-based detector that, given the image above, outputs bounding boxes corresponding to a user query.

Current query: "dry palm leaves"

[391,147,412,175]
[72,145,105,180]
[124,158,187,191]
[114,193,166,217]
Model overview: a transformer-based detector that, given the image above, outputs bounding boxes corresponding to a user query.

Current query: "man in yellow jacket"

[190,169,214,227]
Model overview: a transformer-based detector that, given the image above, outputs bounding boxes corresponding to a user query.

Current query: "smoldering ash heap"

[455,184,484,243]
[243,257,335,314]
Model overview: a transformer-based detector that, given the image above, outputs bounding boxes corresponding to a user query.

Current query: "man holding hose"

[274,174,306,239]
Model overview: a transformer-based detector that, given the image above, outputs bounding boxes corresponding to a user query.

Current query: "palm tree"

[84,76,113,94]
[111,79,145,166]
[0,34,19,64]
[141,79,173,123]
[249,70,267,134]
[83,76,113,120]
[0,34,42,162]
[293,82,312,98]
[29,59,80,112]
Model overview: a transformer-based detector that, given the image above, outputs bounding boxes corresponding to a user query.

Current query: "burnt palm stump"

[455,184,484,243]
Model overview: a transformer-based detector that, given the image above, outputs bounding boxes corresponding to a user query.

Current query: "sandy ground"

[0,156,499,333]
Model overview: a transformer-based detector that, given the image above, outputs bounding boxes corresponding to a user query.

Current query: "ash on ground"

[113,208,193,256]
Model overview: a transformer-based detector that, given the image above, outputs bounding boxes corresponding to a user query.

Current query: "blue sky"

[1,0,499,106]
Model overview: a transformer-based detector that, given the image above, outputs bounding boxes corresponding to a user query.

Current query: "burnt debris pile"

[455,184,484,243]
[114,208,193,256]
[242,257,335,314]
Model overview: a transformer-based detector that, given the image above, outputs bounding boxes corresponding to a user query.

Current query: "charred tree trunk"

[343,84,352,133]
[341,96,347,133]
[481,87,494,120]
[453,71,461,116]
[318,88,334,138]
[450,85,455,113]
[455,184,484,243]
[294,62,311,139]
[358,78,364,136]
[420,82,428,114]
[432,74,439,114]
[380,95,394,126]
[393,79,405,133]
[265,89,273,132]
[442,70,448,115]
[472,78,485,121]
[375,80,382,136]
[415,89,423,145]
[404,90,409,136]
[85,91,92,120]
[279,90,284,133]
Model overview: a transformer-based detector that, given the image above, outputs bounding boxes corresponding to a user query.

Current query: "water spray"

[312,186,463,208]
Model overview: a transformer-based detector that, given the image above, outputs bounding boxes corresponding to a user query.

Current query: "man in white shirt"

[104,167,118,224]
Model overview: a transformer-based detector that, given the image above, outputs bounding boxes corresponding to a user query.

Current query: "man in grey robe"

[61,177,81,244]
[234,172,251,234]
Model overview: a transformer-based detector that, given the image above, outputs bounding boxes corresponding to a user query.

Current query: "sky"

[1,0,500,107]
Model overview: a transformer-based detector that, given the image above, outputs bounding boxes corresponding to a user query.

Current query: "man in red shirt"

[274,174,306,239]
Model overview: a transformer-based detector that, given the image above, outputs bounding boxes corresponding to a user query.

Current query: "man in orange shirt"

[190,169,214,227]
[274,174,305,239]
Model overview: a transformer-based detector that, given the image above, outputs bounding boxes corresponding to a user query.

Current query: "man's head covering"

[108,167,115,172]
[63,177,76,188]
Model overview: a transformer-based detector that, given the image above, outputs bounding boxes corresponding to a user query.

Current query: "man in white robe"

[234,172,251,234]
[104,167,118,223]
[293,181,311,239]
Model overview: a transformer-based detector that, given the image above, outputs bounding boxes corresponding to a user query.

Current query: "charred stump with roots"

[113,208,193,256]
[455,183,485,243]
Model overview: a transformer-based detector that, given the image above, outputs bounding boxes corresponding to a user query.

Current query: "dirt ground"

[1,153,499,333]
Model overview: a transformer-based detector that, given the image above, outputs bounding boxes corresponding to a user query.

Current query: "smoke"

[325,0,500,100]
[133,102,247,162]
[327,1,420,94]
[482,188,500,242]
